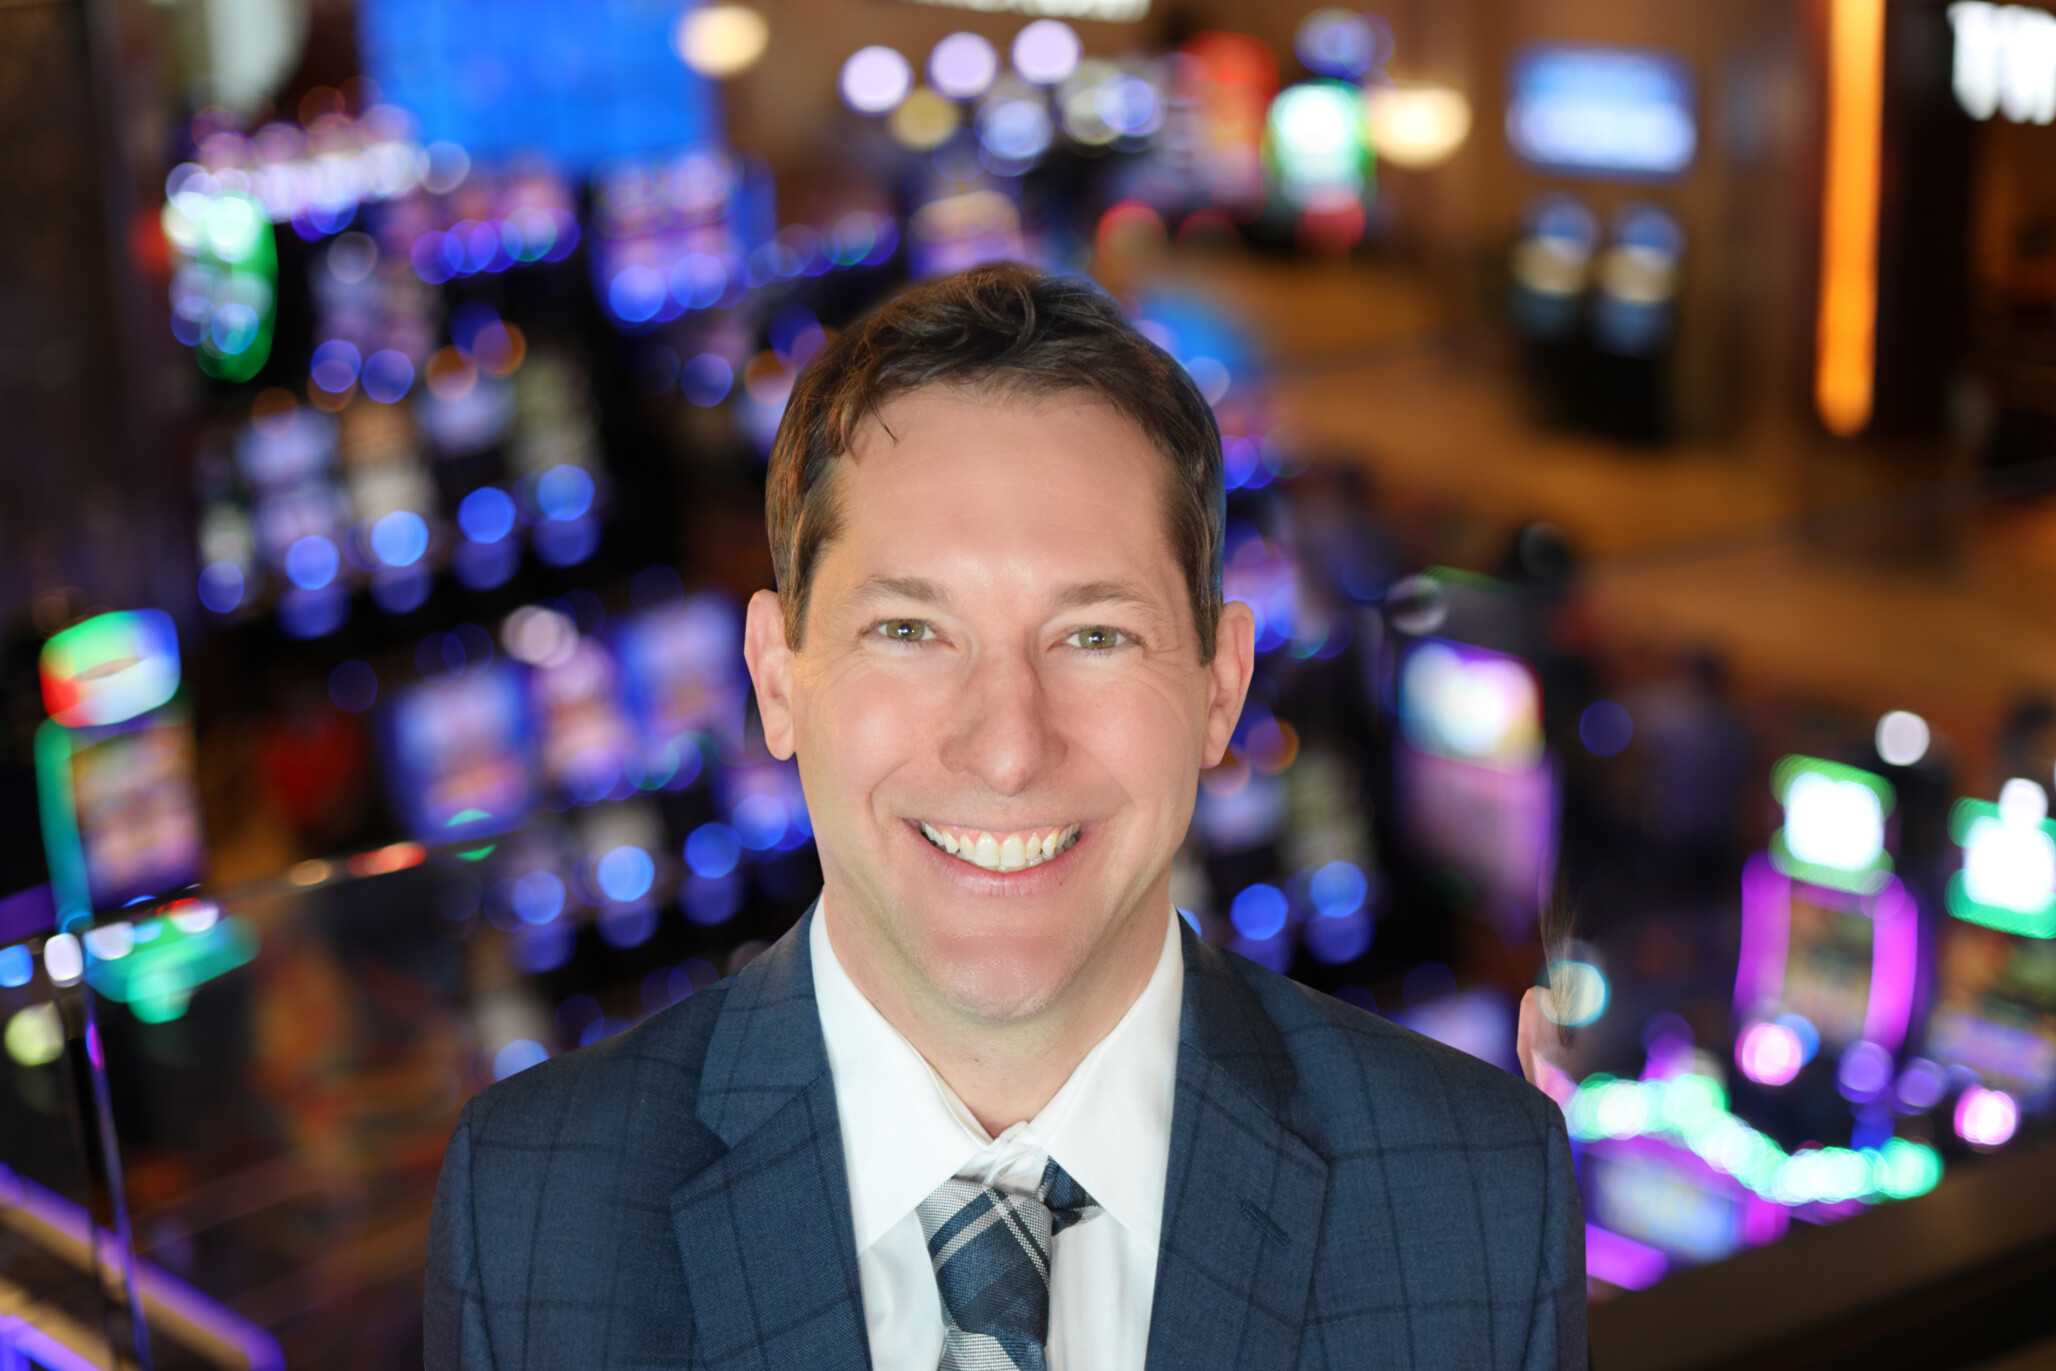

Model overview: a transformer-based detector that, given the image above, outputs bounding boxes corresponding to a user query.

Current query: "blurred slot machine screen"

[386,665,535,841]
[1772,887,1875,1046]
[618,596,745,765]
[1737,850,1919,1070]
[1926,923,2056,1107]
[1394,639,1557,921]
[52,714,205,913]
[533,638,636,803]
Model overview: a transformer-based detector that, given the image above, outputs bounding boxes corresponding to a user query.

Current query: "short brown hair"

[763,262,1227,662]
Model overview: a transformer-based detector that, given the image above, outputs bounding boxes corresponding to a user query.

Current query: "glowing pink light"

[1735,854,1792,1019]
[1955,1086,2019,1148]
[1737,1020,1804,1086]
[1861,878,1919,1053]
[1584,1224,1668,1291]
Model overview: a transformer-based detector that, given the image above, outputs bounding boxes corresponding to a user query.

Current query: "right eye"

[873,619,935,647]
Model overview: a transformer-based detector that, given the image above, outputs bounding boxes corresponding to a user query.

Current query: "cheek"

[800,671,922,796]
[1070,687,1201,806]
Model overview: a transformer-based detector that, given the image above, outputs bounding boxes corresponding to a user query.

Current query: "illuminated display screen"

[1769,755,1894,896]
[45,715,205,915]
[359,0,720,172]
[1735,856,1919,1066]
[1397,639,1543,770]
[1927,923,2056,1103]
[1397,745,1557,926]
[618,596,746,764]
[1775,889,1876,1048]
[533,640,636,803]
[385,666,536,842]
[1507,45,1696,179]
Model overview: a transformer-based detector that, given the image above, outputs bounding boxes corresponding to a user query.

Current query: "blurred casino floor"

[1142,252,2056,768]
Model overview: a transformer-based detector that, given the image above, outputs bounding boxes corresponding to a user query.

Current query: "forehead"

[818,385,1181,595]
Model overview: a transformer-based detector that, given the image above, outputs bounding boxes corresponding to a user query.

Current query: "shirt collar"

[810,891,1184,1254]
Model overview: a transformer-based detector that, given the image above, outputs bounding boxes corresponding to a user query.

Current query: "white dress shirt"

[810,892,1184,1371]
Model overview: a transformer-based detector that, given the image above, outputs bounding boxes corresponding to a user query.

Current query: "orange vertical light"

[1815,0,1886,437]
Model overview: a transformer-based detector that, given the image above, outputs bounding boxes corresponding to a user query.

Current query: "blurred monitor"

[1926,921,2056,1107]
[533,639,635,804]
[1771,887,1875,1046]
[41,712,204,916]
[359,0,720,172]
[1735,857,1920,1080]
[618,596,746,766]
[1394,640,1557,924]
[1506,45,1696,179]
[384,665,535,842]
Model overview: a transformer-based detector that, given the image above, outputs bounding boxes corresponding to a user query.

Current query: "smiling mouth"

[915,820,1083,873]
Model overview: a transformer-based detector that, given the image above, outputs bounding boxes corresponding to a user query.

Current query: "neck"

[822,896,1166,1137]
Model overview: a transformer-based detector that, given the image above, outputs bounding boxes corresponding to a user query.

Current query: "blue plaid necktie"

[916,1156,1100,1371]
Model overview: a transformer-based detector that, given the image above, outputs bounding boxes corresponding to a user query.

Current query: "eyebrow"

[847,574,1168,618]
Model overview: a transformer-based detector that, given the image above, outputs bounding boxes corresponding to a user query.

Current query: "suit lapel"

[670,901,873,1371]
[1145,926,1329,1371]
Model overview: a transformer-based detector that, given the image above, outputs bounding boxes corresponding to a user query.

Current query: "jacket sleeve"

[1522,1091,1589,1371]
[425,1098,501,1371]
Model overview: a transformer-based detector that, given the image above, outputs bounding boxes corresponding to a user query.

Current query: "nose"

[936,644,1065,796]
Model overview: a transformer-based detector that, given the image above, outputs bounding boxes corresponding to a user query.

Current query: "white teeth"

[919,822,1080,872]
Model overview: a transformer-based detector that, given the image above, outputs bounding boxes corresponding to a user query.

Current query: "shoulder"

[463,981,733,1159]
[1207,946,1555,1155]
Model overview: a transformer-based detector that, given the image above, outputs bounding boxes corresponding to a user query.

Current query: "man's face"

[744,385,1254,1029]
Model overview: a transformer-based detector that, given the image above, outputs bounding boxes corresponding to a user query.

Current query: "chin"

[924,943,1073,1025]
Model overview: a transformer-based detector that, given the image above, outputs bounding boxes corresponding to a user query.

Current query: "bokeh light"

[931,32,998,99]
[842,46,913,114]
[1013,20,1081,85]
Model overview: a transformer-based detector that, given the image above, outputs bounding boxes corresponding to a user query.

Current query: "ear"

[743,588,799,761]
[1200,599,1256,769]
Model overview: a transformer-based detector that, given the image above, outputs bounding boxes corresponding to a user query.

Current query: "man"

[426,263,1587,1370]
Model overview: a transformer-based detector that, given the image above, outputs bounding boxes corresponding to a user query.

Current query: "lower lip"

[903,820,1090,897]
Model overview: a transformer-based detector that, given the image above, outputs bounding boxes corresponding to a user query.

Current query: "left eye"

[1068,626,1132,651]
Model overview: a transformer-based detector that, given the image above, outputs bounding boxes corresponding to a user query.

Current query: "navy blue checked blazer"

[426,900,1587,1369]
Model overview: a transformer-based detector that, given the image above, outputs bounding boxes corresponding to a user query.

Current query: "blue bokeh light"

[284,535,340,591]
[731,794,787,851]
[608,265,667,324]
[198,561,245,613]
[595,845,657,903]
[1309,861,1369,919]
[0,945,32,988]
[685,823,741,880]
[511,869,567,925]
[310,339,363,393]
[370,510,430,567]
[1229,883,1290,941]
[458,486,518,544]
[681,353,734,407]
[493,1038,550,1080]
[537,464,596,522]
[361,349,416,403]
